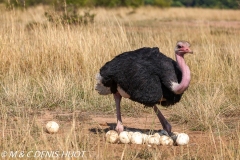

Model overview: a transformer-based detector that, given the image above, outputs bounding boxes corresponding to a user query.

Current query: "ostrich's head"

[175,41,193,55]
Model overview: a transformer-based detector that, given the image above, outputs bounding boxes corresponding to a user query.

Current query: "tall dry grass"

[0,5,240,159]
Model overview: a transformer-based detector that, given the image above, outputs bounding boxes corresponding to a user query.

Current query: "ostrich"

[95,41,193,136]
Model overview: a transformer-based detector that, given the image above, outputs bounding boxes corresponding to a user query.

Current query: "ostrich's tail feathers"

[95,73,111,95]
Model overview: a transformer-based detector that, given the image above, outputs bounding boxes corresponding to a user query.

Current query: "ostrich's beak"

[185,47,193,54]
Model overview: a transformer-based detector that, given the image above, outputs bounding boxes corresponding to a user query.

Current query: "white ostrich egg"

[119,131,131,144]
[159,135,173,146]
[131,132,143,144]
[106,130,119,143]
[153,133,161,139]
[128,131,134,138]
[46,121,59,134]
[142,133,149,144]
[176,133,189,146]
[147,135,160,145]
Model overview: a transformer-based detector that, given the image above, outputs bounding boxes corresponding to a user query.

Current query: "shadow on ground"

[89,122,162,134]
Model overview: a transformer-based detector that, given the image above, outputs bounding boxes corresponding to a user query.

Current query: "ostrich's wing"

[154,58,182,90]
[100,47,182,106]
[153,58,183,106]
[100,47,164,106]
[121,51,182,106]
[118,60,163,106]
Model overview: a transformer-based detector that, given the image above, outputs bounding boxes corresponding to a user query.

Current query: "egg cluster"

[105,130,189,146]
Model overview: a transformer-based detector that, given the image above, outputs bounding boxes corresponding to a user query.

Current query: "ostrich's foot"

[115,120,124,133]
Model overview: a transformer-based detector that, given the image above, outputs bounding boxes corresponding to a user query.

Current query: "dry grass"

[0,5,240,159]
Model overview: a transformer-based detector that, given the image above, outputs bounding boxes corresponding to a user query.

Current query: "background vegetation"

[0,0,239,9]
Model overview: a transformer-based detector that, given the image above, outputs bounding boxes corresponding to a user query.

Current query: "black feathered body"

[100,47,183,107]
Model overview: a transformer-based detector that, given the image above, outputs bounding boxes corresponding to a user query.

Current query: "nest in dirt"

[105,130,189,146]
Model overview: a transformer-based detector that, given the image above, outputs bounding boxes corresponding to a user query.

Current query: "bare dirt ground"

[34,108,233,159]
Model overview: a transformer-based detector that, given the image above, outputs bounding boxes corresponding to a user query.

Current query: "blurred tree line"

[0,0,238,9]
[172,0,239,9]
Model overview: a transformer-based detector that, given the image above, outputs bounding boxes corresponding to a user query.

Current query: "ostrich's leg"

[153,105,172,135]
[114,92,124,133]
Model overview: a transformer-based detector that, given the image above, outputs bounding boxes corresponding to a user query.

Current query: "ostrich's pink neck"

[171,53,191,94]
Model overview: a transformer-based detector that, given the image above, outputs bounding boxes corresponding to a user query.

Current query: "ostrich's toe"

[171,133,178,142]
[115,121,124,133]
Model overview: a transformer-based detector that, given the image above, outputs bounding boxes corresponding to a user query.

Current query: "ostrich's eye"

[177,45,182,48]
